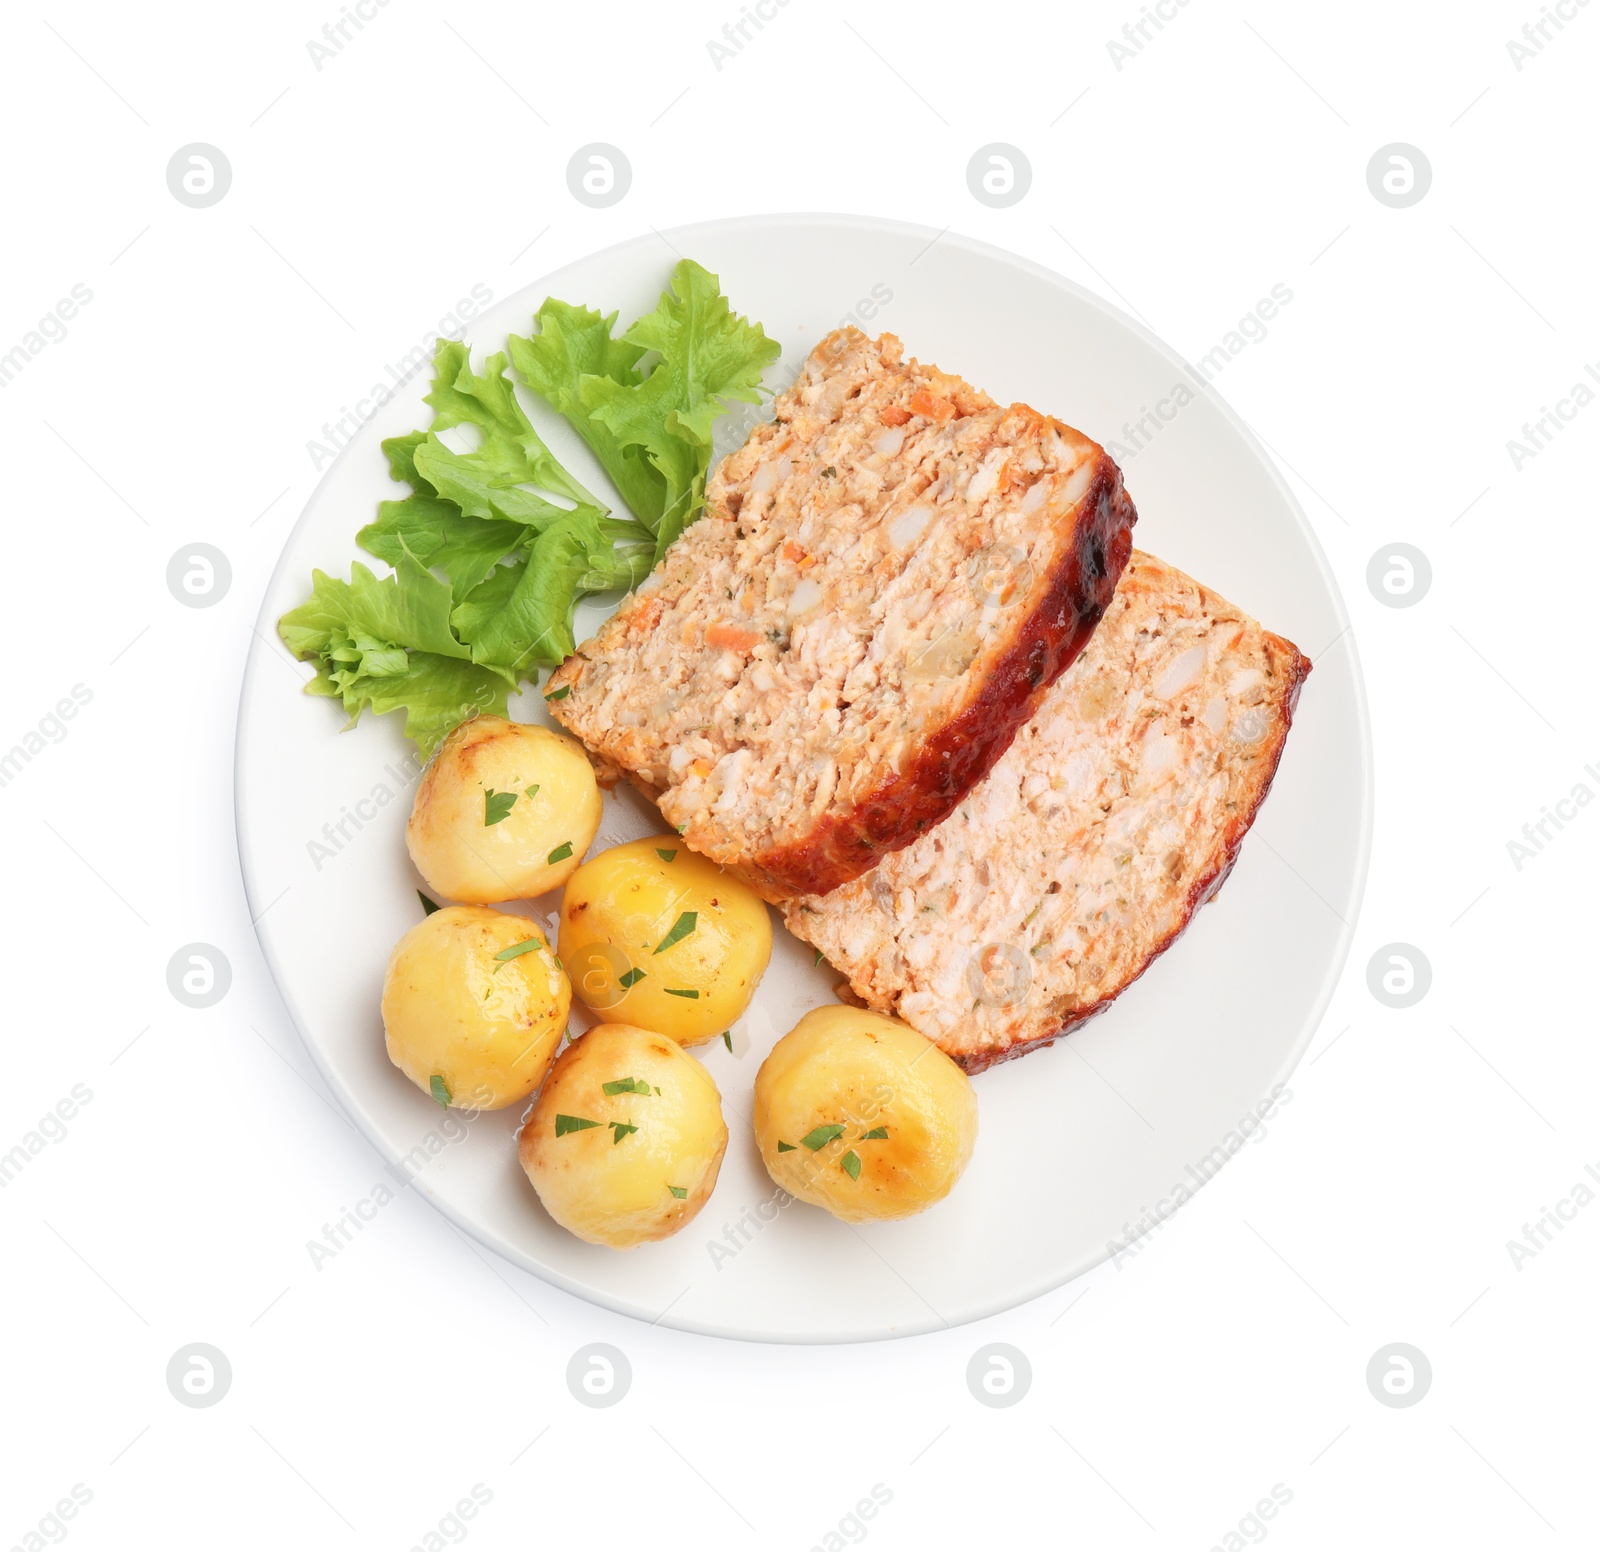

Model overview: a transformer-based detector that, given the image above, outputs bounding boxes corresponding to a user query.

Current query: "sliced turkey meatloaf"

[780,552,1312,1072]
[545,326,1137,900]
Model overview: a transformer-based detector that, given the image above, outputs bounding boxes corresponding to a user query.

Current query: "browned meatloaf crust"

[545,326,1137,901]
[780,552,1312,1072]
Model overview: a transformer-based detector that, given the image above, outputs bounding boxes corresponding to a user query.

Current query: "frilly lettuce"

[512,259,779,560]
[279,259,777,755]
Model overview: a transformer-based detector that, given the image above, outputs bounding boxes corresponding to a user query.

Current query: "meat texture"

[781,552,1312,1072]
[546,326,1136,900]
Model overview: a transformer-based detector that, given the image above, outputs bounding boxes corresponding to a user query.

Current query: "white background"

[3,0,1597,1547]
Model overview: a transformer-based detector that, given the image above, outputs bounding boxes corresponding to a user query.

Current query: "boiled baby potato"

[558,838,771,1046]
[519,1023,727,1247]
[753,1004,978,1222]
[382,904,570,1110]
[407,714,601,904]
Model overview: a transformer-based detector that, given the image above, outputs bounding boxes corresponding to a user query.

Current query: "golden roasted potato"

[406,715,601,904]
[519,1023,727,1247]
[753,1005,978,1222]
[558,838,771,1046]
[382,904,569,1110]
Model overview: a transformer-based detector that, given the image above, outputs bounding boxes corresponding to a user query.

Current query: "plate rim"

[234,210,1374,1344]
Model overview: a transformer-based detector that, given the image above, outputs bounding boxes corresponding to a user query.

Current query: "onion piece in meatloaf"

[780,552,1313,1073]
[544,326,1137,900]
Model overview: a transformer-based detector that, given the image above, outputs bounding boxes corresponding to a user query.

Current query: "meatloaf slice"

[780,552,1312,1072]
[545,326,1136,900]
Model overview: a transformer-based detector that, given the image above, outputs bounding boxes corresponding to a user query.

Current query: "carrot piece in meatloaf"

[780,552,1313,1072]
[544,326,1137,901]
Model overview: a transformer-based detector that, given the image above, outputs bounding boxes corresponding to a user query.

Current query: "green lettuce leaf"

[449,559,526,651]
[582,259,779,558]
[278,550,515,756]
[471,527,592,668]
[448,519,653,672]
[360,340,658,678]
[318,650,511,756]
[508,300,666,529]
[278,259,774,757]
[281,548,476,664]
[382,430,433,493]
[358,496,526,602]
[412,341,608,526]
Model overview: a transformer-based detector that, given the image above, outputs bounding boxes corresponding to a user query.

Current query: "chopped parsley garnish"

[841,1149,862,1180]
[821,465,837,477]
[721,1031,733,1052]
[484,788,517,826]
[524,784,540,799]
[602,1077,653,1096]
[608,1120,638,1145]
[554,1114,601,1136]
[860,1126,888,1140]
[813,948,824,967]
[547,841,574,863]
[654,911,697,953]
[800,1123,844,1151]
[668,1184,688,1199]
[664,987,699,999]
[618,967,646,989]
[655,848,678,862]
[418,891,441,916]
[494,937,545,962]
[429,1074,452,1107]
[776,1141,796,1153]
[544,684,571,701]
[676,823,687,834]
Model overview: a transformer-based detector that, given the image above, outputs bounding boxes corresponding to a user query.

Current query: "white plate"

[237,214,1371,1343]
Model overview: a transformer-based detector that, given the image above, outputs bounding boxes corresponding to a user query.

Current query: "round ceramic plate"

[237,214,1371,1343]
